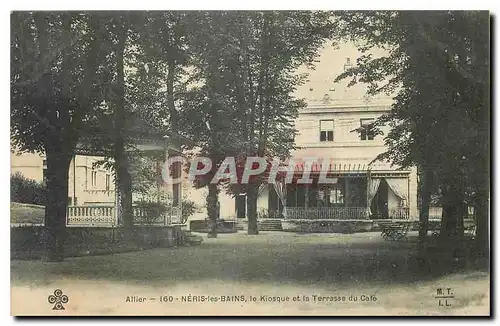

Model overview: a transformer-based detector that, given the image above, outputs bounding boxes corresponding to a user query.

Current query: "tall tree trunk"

[167,59,181,207]
[472,117,490,258]
[247,183,259,235]
[114,18,134,239]
[245,13,271,236]
[42,145,72,261]
[34,13,74,261]
[207,183,218,238]
[418,166,432,243]
[440,182,465,240]
[116,161,133,231]
[439,178,466,262]
[474,178,489,258]
[473,16,490,258]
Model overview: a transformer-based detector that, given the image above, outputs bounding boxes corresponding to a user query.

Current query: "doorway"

[235,194,246,219]
[371,178,389,219]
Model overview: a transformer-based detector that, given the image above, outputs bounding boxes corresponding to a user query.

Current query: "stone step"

[235,219,283,231]
[258,219,283,231]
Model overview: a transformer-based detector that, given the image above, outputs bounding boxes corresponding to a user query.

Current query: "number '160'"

[160,296,174,302]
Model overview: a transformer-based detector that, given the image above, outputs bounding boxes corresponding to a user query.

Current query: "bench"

[424,219,476,237]
[464,224,477,237]
[378,220,413,241]
[185,232,203,245]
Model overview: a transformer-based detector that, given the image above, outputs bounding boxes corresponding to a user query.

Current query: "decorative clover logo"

[48,289,69,310]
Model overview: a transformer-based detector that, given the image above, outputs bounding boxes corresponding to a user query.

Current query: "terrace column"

[156,160,161,203]
[114,177,120,226]
[165,138,182,224]
[344,177,350,207]
[366,170,372,218]
[295,185,298,207]
[167,150,181,208]
[164,148,173,224]
[304,185,309,209]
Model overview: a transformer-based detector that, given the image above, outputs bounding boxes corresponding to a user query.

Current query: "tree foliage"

[179,11,335,235]
[10,172,47,206]
[11,12,109,260]
[334,11,490,255]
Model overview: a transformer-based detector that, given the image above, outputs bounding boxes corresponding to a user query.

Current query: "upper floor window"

[360,118,375,140]
[105,174,110,191]
[91,171,97,186]
[319,120,334,142]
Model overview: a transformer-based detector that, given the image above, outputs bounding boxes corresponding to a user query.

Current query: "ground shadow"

[11,232,489,289]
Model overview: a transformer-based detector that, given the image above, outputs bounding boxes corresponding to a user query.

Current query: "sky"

[294,41,395,107]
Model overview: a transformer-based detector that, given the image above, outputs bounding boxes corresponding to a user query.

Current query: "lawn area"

[11,231,489,316]
[10,202,44,224]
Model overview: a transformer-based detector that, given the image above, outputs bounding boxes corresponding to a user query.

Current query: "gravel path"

[11,231,489,316]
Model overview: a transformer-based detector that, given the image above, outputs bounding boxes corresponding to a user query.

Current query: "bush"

[181,199,197,223]
[133,200,168,226]
[10,172,47,205]
[133,199,197,225]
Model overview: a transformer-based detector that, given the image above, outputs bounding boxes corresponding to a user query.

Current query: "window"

[320,120,334,142]
[329,187,344,204]
[360,118,375,140]
[91,171,97,186]
[105,174,110,191]
[68,197,72,206]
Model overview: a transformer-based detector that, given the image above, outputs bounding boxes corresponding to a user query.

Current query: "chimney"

[343,57,353,71]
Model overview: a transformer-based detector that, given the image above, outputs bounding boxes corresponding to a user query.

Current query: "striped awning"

[286,159,369,173]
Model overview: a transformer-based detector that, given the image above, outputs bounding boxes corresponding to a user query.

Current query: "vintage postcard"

[10,10,490,316]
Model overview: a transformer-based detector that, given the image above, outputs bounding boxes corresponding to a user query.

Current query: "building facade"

[186,43,418,226]
[11,152,116,206]
[280,100,417,219]
[225,99,418,224]
[11,136,184,227]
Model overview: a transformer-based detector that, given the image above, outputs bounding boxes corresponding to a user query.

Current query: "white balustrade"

[389,207,410,220]
[67,206,116,226]
[67,205,184,227]
[285,207,369,220]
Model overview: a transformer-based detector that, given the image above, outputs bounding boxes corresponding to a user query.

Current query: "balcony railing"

[284,206,370,220]
[389,207,410,220]
[67,205,183,227]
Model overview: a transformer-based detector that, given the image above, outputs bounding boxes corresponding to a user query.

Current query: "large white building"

[186,43,418,226]
[11,152,116,206]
